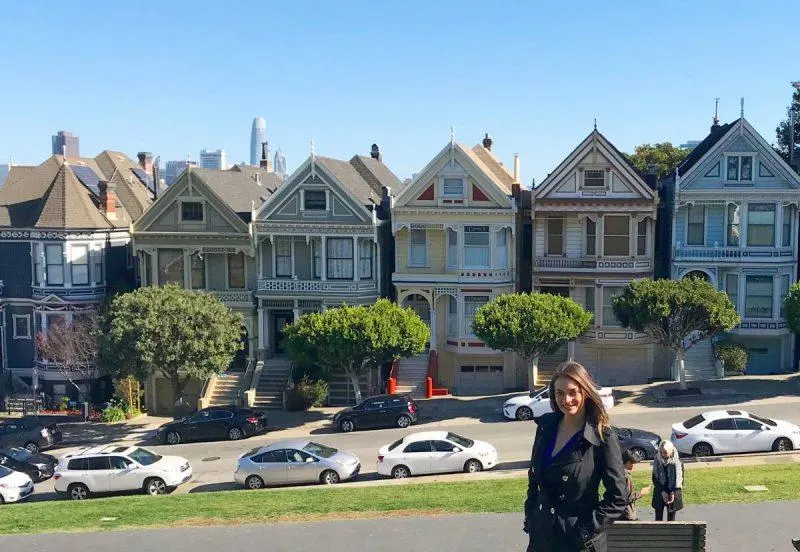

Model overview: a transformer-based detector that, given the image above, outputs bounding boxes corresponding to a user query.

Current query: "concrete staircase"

[395,353,429,399]
[536,344,569,386]
[252,357,292,410]
[676,339,720,382]
[208,372,244,407]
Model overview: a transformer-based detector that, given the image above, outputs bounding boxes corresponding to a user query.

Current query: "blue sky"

[0,1,797,184]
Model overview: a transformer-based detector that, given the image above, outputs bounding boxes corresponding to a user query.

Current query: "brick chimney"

[137,152,153,174]
[98,180,117,219]
[370,143,382,162]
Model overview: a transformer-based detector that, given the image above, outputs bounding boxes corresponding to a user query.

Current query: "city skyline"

[250,117,266,166]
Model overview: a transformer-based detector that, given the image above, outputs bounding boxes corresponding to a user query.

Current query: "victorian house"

[0,152,154,403]
[391,135,520,396]
[660,117,800,377]
[531,129,661,387]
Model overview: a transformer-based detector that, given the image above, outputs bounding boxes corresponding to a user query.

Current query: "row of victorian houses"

[2,117,799,412]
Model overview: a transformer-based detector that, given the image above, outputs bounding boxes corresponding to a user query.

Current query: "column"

[596,216,603,257]
[457,226,464,270]
[375,239,382,292]
[321,237,327,281]
[270,236,277,276]
[773,274,781,320]
[290,239,296,278]
[293,308,301,322]
[774,201,783,248]
[430,303,437,351]
[257,307,265,350]
[629,216,637,257]
[263,310,270,357]
[353,236,360,281]
[257,240,264,278]
[594,286,602,327]
[740,204,748,249]
[489,226,496,269]
[150,250,159,287]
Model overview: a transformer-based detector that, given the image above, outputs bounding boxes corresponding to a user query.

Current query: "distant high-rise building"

[0,164,9,187]
[200,149,227,170]
[165,160,197,186]
[250,117,266,166]
[680,140,701,150]
[52,131,79,157]
[274,147,287,180]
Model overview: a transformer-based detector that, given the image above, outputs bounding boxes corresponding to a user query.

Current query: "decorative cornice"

[255,222,375,235]
[392,207,513,217]
[0,229,130,240]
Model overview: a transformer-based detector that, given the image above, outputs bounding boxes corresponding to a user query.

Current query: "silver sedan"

[234,440,361,489]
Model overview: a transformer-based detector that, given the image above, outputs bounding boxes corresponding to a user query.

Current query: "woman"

[620,449,651,521]
[524,362,627,552]
[651,440,684,521]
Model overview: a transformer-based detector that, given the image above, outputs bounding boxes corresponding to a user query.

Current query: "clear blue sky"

[0,0,797,185]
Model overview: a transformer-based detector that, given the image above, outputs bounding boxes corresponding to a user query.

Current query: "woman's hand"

[661,490,669,503]
[666,492,675,505]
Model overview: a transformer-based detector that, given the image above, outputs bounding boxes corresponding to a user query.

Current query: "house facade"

[532,130,663,387]
[391,135,520,396]
[662,118,800,377]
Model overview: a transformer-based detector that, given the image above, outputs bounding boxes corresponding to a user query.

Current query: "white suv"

[54,445,192,500]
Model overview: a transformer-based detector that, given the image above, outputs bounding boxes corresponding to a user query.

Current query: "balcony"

[256,278,377,295]
[673,246,795,262]
[209,290,254,306]
[732,318,790,335]
[533,257,652,273]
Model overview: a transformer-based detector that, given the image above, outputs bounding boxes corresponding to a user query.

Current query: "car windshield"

[128,448,162,466]
[302,442,337,458]
[1,447,32,461]
[683,414,706,429]
[446,433,474,448]
[748,414,777,427]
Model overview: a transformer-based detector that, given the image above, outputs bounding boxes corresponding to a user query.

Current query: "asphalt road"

[27,398,800,500]
[5,501,799,551]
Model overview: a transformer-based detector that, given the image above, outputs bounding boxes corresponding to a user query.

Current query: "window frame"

[441,177,465,197]
[227,252,246,289]
[583,169,605,188]
[603,215,630,257]
[780,274,790,318]
[636,219,648,256]
[782,204,792,247]
[407,229,428,268]
[326,237,354,280]
[725,154,754,183]
[463,295,490,337]
[725,273,739,311]
[179,200,205,223]
[190,252,206,290]
[584,287,595,315]
[275,237,292,278]
[45,243,64,285]
[358,239,373,279]
[726,204,741,247]
[157,249,184,287]
[746,203,776,247]
[744,275,774,319]
[495,229,508,269]
[585,219,596,256]
[686,205,705,246]
[12,314,31,340]
[70,244,89,286]
[602,286,624,327]
[303,189,327,211]
[463,225,490,269]
[546,218,564,256]
[447,295,458,336]
[446,228,458,269]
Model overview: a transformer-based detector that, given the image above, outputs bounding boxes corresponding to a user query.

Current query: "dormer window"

[726,155,753,182]
[583,170,605,187]
[304,190,326,210]
[442,177,464,196]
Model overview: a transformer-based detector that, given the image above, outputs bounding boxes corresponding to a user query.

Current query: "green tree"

[283,299,428,403]
[471,293,592,390]
[626,142,690,180]
[782,281,800,333]
[98,285,244,411]
[612,278,740,389]
[775,81,800,171]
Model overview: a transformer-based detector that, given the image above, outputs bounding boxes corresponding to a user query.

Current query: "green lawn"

[1,464,799,535]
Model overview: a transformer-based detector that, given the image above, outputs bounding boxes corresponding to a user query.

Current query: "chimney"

[98,180,117,219]
[482,133,493,150]
[512,183,521,199]
[645,163,658,189]
[513,153,520,184]
[260,141,272,170]
[137,152,153,174]
[370,143,382,162]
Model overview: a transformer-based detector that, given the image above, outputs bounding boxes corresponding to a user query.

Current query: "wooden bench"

[608,521,706,552]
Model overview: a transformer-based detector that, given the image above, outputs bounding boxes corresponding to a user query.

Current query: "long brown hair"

[548,361,609,439]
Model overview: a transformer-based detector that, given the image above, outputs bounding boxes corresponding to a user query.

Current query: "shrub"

[57,396,70,411]
[715,343,748,376]
[101,406,127,423]
[285,377,329,411]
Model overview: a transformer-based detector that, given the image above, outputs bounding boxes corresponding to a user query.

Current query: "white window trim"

[12,314,31,340]
[744,274,774,319]
[189,252,208,290]
[725,203,742,247]
[407,229,429,268]
[581,168,607,189]
[439,175,466,198]
[70,243,90,287]
[745,202,777,248]
[585,218,597,256]
[723,152,757,184]
[301,188,328,213]
[178,198,207,223]
[462,294,491,337]
[602,215,631,258]
[684,204,708,247]
[463,225,491,269]
[44,243,65,286]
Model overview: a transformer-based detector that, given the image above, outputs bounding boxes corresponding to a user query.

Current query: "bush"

[101,406,127,423]
[715,343,748,375]
[57,396,70,411]
[285,377,328,411]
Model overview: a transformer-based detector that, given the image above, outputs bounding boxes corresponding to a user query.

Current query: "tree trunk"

[677,348,687,390]
[346,369,363,404]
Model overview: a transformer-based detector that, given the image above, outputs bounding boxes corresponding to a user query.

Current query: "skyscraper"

[52,131,79,157]
[0,164,9,187]
[250,117,266,166]
[165,160,197,186]
[274,147,287,180]
[200,149,227,170]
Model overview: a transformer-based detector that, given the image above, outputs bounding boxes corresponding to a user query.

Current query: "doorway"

[273,311,294,355]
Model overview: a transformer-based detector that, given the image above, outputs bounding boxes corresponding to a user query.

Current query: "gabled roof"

[192,165,279,216]
[315,156,397,206]
[349,155,402,198]
[469,144,515,193]
[35,164,112,229]
[676,121,736,177]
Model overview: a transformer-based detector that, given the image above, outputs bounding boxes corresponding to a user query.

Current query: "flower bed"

[34,409,103,422]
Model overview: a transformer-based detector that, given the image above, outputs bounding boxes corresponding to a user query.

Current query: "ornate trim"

[255,223,375,235]
[434,286,460,301]
[392,207,513,217]
[0,230,127,240]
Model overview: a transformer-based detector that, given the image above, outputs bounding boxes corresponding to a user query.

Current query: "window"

[275,237,292,277]
[190,253,205,289]
[727,204,740,247]
[726,156,753,182]
[228,252,245,289]
[286,449,314,463]
[32,243,42,285]
[69,245,89,285]
[636,220,648,256]
[734,418,763,431]
[432,440,456,452]
[496,230,508,268]
[312,239,322,279]
[157,249,184,287]
[464,226,490,268]
[359,240,372,279]
[546,219,564,255]
[87,457,111,470]
[726,273,739,310]
[45,244,64,285]
[327,238,353,279]
[583,169,605,187]
[67,458,88,471]
[447,229,457,269]
[408,229,427,267]
[585,219,596,255]
[747,204,775,246]
[92,247,104,284]
[109,456,132,469]
[780,274,790,318]
[683,414,706,429]
[464,296,489,336]
[253,450,287,463]
[12,315,30,339]
[782,205,792,247]
[303,190,326,210]
[403,441,432,453]
[687,205,705,245]
[745,275,773,318]
[602,286,623,326]
[180,201,204,221]
[447,295,458,335]
[442,177,464,196]
[210,410,234,420]
[709,418,736,431]
[603,216,630,256]
[585,287,595,314]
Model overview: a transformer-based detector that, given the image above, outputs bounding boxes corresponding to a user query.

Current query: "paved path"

[5,501,799,551]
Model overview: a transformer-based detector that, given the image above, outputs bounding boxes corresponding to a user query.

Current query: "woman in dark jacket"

[524,362,628,552]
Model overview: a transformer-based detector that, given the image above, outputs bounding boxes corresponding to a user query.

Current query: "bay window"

[745,275,773,318]
[726,204,740,246]
[157,249,183,287]
[327,238,353,279]
[70,245,89,285]
[464,226,490,268]
[636,220,648,256]
[312,238,322,279]
[780,275,790,318]
[447,229,457,269]
[408,229,427,267]
[725,273,739,310]
[92,247,103,284]
[447,296,458,335]
[275,237,292,277]
[687,205,705,245]
[359,240,372,279]
[190,253,205,289]
[585,219,596,255]
[602,286,623,326]
[464,296,489,336]
[45,244,64,285]
[747,204,775,246]
[585,287,595,314]
[603,216,629,256]
[32,243,42,285]
[228,252,245,289]
[782,205,792,247]
[495,229,508,268]
[546,219,564,255]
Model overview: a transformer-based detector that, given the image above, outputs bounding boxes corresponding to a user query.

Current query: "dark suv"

[157,406,268,445]
[333,395,418,433]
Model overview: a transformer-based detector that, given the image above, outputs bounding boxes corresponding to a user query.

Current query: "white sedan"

[0,465,34,504]
[377,431,497,478]
[502,386,615,421]
[671,409,800,457]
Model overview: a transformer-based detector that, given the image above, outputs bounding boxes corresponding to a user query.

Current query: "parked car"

[0,417,62,453]
[53,445,192,500]
[671,409,800,457]
[0,464,34,504]
[377,431,497,479]
[157,406,268,445]
[0,447,58,482]
[502,386,614,421]
[333,394,418,433]
[613,427,661,462]
[235,440,361,489]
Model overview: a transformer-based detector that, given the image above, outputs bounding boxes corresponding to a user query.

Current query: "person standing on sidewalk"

[523,362,627,552]
[620,450,651,521]
[651,440,684,521]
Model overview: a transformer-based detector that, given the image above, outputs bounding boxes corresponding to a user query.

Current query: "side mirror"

[305,457,315,463]
[452,447,462,453]
[761,425,770,431]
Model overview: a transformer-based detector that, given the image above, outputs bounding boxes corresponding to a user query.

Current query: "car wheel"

[228,427,244,441]
[396,414,412,429]
[321,470,340,485]
[629,447,647,462]
[145,477,168,496]
[24,442,40,454]
[515,406,533,421]
[692,442,714,457]
[339,419,355,433]
[391,465,410,479]
[68,483,90,500]
[773,437,793,452]
[245,475,265,490]
[464,459,483,474]
[165,431,181,445]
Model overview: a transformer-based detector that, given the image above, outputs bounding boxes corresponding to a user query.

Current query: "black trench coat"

[524,412,628,552]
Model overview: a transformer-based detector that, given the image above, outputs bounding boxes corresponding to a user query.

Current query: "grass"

[1,464,799,535]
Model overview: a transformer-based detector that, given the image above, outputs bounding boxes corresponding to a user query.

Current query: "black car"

[333,394,418,433]
[157,406,268,445]
[613,426,661,462]
[0,418,62,453]
[0,447,58,482]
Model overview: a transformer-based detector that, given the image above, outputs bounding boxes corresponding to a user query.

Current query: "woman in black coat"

[524,362,628,552]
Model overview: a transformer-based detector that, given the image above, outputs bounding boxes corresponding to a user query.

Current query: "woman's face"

[554,376,584,417]
[660,447,671,460]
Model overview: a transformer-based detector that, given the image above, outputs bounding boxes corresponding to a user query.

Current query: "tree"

[97,285,244,411]
[471,293,592,389]
[35,313,100,402]
[283,299,428,403]
[775,81,800,170]
[626,143,689,180]
[612,278,740,390]
[782,281,800,334]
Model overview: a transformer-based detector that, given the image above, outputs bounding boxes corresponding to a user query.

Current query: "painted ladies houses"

[661,117,800,377]
[253,145,399,406]
[532,129,661,387]
[391,134,520,396]
[0,152,154,402]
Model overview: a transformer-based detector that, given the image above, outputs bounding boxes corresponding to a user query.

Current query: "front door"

[273,312,294,355]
